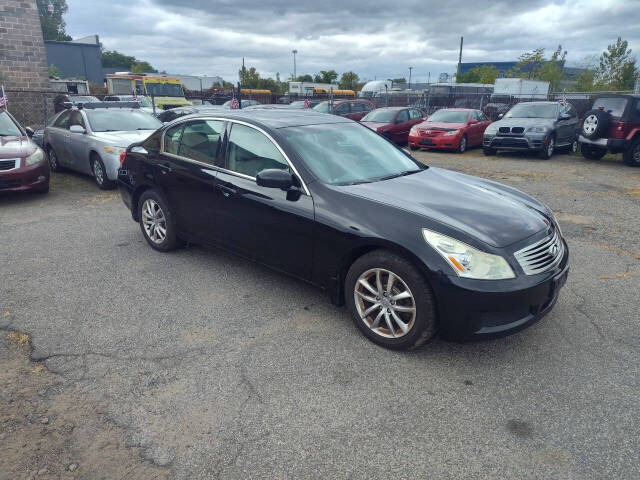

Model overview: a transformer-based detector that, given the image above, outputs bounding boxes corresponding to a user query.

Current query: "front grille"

[514,230,564,275]
[511,127,524,134]
[0,159,18,171]
[498,126,510,134]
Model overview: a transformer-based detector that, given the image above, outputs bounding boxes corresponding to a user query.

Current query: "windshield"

[85,110,162,132]
[312,102,330,113]
[427,110,469,123]
[361,109,397,123]
[145,82,184,98]
[593,97,628,118]
[505,103,557,119]
[281,123,424,185]
[0,111,22,136]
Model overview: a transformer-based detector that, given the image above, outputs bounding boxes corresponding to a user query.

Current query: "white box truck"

[484,78,551,120]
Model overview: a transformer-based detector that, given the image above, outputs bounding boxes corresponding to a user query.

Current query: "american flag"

[303,98,310,108]
[230,97,239,109]
[0,86,6,108]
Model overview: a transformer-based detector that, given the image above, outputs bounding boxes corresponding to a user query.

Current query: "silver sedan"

[43,105,162,189]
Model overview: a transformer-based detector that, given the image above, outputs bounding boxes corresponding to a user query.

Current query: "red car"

[0,109,49,193]
[360,107,426,144]
[313,99,375,121]
[409,108,491,153]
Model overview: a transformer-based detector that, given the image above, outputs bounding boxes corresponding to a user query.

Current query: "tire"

[483,147,496,156]
[91,155,115,190]
[409,145,418,151]
[539,134,555,159]
[137,189,181,252]
[581,109,610,140]
[568,139,578,154]
[345,249,437,350]
[623,138,640,167]
[581,143,607,160]
[47,147,62,172]
[457,135,467,153]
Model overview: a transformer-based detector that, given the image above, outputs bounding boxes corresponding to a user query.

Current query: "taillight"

[610,121,627,139]
[119,151,127,165]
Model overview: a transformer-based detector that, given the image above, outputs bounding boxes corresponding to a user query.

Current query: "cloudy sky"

[65,0,640,83]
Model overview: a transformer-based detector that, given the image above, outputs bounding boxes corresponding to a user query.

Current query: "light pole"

[292,50,297,81]
[408,66,413,90]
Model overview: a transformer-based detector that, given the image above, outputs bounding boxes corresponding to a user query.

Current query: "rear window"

[593,97,628,118]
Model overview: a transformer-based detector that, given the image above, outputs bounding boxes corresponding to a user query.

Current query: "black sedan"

[117,110,569,349]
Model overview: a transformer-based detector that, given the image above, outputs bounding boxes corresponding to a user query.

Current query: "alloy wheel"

[93,160,104,185]
[547,137,555,157]
[571,140,578,153]
[459,136,467,153]
[141,199,167,244]
[633,144,640,164]
[354,268,416,339]
[583,114,598,136]
[49,150,58,170]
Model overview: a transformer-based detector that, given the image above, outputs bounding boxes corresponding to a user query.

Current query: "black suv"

[578,94,640,166]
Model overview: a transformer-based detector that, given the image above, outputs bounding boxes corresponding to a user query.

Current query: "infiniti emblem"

[549,244,559,256]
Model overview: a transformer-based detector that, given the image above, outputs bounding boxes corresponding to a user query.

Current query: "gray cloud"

[65,0,640,83]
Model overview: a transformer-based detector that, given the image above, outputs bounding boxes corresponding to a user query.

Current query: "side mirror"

[256,169,294,189]
[69,125,86,134]
[25,127,35,138]
[469,119,479,124]
[559,113,571,120]
[497,113,504,119]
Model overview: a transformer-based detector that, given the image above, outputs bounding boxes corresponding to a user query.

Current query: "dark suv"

[578,94,640,166]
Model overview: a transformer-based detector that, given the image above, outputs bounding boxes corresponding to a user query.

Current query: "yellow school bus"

[106,74,191,109]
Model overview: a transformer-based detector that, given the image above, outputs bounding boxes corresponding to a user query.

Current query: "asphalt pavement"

[1,149,639,479]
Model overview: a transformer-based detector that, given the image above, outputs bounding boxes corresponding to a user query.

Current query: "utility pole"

[292,50,297,81]
[457,36,463,79]
[408,66,413,90]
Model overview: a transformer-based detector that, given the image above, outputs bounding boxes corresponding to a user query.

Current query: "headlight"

[104,145,126,155]
[443,130,459,136]
[527,126,548,133]
[410,126,418,135]
[484,127,497,135]
[422,228,515,280]
[24,148,45,166]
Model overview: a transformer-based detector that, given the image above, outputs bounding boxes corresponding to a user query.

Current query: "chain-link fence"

[3,89,56,129]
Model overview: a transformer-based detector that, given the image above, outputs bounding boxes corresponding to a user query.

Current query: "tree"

[48,64,60,78]
[391,77,407,85]
[457,65,498,84]
[101,50,157,72]
[339,71,359,90]
[295,74,314,82]
[596,37,638,90]
[538,45,567,90]
[238,65,286,94]
[37,0,72,41]
[313,70,338,84]
[512,48,546,79]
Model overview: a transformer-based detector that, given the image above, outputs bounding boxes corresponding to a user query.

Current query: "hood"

[492,117,556,128]
[0,135,37,159]
[337,167,550,248]
[361,122,389,131]
[92,130,156,147]
[416,121,466,130]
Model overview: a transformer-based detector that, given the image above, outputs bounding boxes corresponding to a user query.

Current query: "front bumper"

[429,241,569,340]
[483,133,547,151]
[408,133,462,150]
[0,160,50,192]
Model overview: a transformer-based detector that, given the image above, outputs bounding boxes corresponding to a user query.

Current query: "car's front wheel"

[457,135,467,153]
[91,155,115,190]
[138,190,182,252]
[539,134,555,159]
[345,249,437,350]
[623,138,640,166]
[47,147,62,172]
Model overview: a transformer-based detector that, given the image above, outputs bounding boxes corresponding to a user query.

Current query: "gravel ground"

[1,148,639,479]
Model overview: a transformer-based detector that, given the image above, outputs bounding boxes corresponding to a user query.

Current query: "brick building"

[0,0,52,127]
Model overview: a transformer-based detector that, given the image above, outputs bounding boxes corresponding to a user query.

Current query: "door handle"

[158,163,172,174]
[217,184,236,198]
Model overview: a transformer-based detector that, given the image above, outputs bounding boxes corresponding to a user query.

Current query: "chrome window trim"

[159,116,310,195]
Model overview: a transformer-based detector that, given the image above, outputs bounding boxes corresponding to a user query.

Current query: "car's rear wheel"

[539,134,555,159]
[345,249,437,350]
[47,147,62,172]
[457,135,467,153]
[138,190,181,252]
[581,143,607,160]
[91,155,115,190]
[569,139,578,154]
[623,138,640,167]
